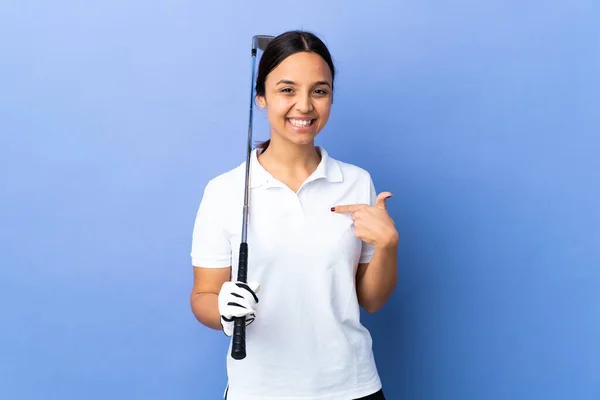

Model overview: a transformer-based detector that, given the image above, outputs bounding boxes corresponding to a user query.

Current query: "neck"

[258,137,321,176]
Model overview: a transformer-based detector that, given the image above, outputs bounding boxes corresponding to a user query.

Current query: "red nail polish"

[330,207,335,212]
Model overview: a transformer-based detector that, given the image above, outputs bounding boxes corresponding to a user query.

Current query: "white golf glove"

[218,281,260,337]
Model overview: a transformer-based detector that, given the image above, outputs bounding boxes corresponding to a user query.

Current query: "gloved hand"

[218,281,260,337]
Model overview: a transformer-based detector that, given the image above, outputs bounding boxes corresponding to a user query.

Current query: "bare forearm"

[357,242,398,313]
[190,293,222,330]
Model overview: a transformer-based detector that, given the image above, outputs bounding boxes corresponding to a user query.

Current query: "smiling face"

[256,51,333,147]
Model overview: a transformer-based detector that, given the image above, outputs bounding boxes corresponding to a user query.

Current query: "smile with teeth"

[288,118,314,127]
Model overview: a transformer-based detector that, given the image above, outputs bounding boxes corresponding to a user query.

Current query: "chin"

[288,132,319,146]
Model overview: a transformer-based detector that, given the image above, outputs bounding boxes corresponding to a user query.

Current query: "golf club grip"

[231,242,248,360]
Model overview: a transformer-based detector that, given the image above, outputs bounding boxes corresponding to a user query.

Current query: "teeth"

[289,118,313,127]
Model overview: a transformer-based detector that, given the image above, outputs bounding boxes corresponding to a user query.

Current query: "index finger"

[331,204,369,213]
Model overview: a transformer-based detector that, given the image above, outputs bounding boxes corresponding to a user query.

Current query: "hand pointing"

[331,192,399,248]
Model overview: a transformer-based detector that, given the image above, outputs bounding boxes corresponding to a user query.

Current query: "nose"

[295,92,314,113]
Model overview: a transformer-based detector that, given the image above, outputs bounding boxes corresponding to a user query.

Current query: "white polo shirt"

[191,146,382,400]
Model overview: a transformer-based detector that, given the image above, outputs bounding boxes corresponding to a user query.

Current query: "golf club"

[231,34,275,361]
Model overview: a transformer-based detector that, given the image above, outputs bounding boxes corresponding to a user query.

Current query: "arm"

[189,178,233,330]
[356,237,399,313]
[331,174,399,313]
[190,266,231,330]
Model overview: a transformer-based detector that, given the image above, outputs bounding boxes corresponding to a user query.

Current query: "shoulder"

[339,160,372,180]
[327,152,373,185]
[196,161,247,215]
[203,161,246,195]
[325,151,376,203]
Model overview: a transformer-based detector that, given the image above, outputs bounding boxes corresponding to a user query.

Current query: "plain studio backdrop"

[1,1,599,399]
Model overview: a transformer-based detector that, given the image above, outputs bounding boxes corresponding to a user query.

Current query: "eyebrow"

[276,79,331,87]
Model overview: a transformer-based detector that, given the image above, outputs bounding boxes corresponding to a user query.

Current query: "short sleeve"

[190,179,232,268]
[359,174,377,264]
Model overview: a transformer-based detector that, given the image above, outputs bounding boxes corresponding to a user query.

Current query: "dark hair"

[254,30,336,151]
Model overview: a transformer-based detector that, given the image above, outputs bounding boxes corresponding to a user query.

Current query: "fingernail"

[330,207,335,212]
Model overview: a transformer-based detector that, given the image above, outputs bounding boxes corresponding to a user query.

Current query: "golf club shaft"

[231,48,257,361]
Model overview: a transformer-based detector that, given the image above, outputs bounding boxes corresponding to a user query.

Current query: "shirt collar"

[249,146,343,189]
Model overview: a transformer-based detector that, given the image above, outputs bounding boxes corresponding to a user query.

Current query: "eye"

[279,88,293,93]
[314,89,329,95]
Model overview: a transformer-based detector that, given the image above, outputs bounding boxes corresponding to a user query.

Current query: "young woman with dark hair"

[190,30,398,400]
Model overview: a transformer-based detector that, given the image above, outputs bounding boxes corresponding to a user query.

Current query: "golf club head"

[252,35,274,53]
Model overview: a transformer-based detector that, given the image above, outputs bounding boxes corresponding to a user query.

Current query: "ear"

[256,94,266,109]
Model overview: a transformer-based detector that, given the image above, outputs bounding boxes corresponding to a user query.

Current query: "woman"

[190,30,398,400]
